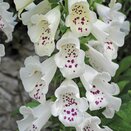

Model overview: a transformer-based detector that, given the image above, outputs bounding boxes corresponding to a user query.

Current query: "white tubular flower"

[96,0,130,35]
[14,0,34,14]
[80,65,121,118]
[55,31,85,79]
[92,20,127,48]
[52,79,88,127]
[0,0,16,42]
[86,45,119,76]
[28,6,60,56]
[21,0,51,25]
[66,0,97,37]
[91,20,109,43]
[17,101,52,131]
[20,56,57,103]
[88,40,118,61]
[76,115,112,131]
[0,44,5,61]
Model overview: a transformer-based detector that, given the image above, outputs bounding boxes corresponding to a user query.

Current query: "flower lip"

[56,31,80,50]
[68,0,88,12]
[55,80,80,98]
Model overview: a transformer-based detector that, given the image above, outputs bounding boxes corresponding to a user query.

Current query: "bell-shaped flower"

[76,115,112,131]
[86,45,119,76]
[80,65,121,118]
[0,44,5,61]
[96,0,130,35]
[55,31,86,79]
[66,0,97,37]
[52,79,88,127]
[20,55,57,103]
[91,19,126,48]
[27,6,60,56]
[17,101,52,131]
[106,25,127,47]
[21,0,51,26]
[14,0,35,15]
[91,20,109,43]
[88,40,118,61]
[0,0,16,42]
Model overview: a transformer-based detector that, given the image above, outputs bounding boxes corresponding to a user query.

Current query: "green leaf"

[80,34,96,45]
[59,23,69,34]
[103,115,131,131]
[26,101,40,108]
[117,101,131,124]
[115,56,131,80]
[117,80,130,92]
[48,0,60,3]
[80,44,89,51]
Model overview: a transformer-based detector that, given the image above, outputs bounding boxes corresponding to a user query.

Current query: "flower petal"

[0,44,5,57]
[108,26,126,47]
[20,56,56,103]
[52,79,88,127]
[76,115,112,131]
[91,20,109,42]
[28,6,60,56]
[86,45,119,76]
[21,0,51,25]
[68,0,87,11]
[55,32,85,79]
[20,56,42,92]
[41,55,57,86]
[66,0,96,37]
[102,95,121,118]
[17,101,52,131]
[88,40,118,60]
[14,0,34,11]
[80,65,98,90]
[0,1,16,42]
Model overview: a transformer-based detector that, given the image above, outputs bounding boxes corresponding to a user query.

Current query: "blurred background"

[0,0,130,131]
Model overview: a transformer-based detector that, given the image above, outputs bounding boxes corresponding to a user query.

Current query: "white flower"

[80,65,121,118]
[27,6,60,56]
[86,45,119,76]
[55,31,86,79]
[20,55,57,103]
[96,0,130,35]
[21,0,51,26]
[17,101,52,131]
[66,0,97,37]
[92,20,127,47]
[88,40,118,60]
[91,20,109,43]
[52,79,88,127]
[14,0,34,14]
[76,115,112,131]
[0,0,16,42]
[0,44,5,61]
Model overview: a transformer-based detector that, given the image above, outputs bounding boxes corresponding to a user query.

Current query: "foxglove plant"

[14,0,130,131]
